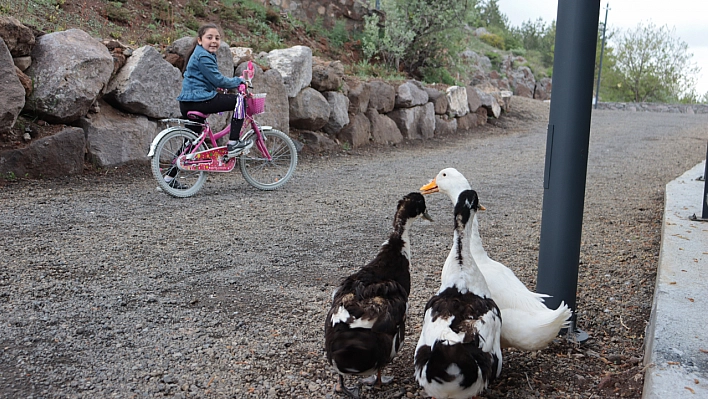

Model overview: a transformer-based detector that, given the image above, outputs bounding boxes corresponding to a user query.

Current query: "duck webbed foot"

[336,374,361,399]
[361,370,394,387]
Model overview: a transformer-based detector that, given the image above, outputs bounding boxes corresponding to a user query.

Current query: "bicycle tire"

[239,128,297,190]
[151,128,208,198]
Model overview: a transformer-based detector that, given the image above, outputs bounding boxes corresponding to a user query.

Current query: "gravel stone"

[1,97,707,398]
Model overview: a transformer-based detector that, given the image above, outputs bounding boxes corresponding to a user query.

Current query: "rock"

[534,77,552,101]
[388,103,435,140]
[345,78,370,114]
[434,115,457,136]
[0,127,85,178]
[475,88,501,118]
[12,55,31,71]
[425,87,448,115]
[322,91,349,135]
[446,86,469,117]
[367,81,396,113]
[311,57,344,92]
[366,108,402,145]
[335,112,370,148]
[395,80,428,108]
[510,66,536,98]
[0,39,25,134]
[230,47,253,68]
[25,29,113,124]
[267,45,312,98]
[466,86,482,113]
[78,100,157,168]
[289,87,330,131]
[298,131,339,154]
[456,112,479,132]
[0,16,35,57]
[239,64,290,134]
[104,45,182,119]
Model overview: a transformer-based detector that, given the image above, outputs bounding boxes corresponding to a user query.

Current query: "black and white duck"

[414,189,502,399]
[324,192,432,398]
[420,168,572,351]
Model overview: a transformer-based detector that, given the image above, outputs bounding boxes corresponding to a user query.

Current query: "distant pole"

[594,3,609,109]
[536,0,601,341]
[376,0,380,9]
[702,143,708,218]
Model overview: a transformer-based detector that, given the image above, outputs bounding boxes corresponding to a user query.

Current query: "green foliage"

[185,0,206,17]
[105,2,131,23]
[477,0,508,31]
[603,22,700,103]
[362,0,476,77]
[346,60,406,81]
[421,66,456,85]
[327,19,349,49]
[479,33,504,49]
[485,51,502,68]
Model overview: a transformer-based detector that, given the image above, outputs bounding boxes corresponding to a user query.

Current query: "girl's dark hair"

[182,23,221,73]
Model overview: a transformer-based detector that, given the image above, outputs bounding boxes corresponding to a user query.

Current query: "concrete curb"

[643,161,708,398]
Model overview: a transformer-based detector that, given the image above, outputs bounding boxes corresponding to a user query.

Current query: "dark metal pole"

[594,4,609,109]
[702,143,708,218]
[536,0,601,340]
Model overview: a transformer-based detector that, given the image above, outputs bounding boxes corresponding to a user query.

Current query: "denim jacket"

[177,44,243,102]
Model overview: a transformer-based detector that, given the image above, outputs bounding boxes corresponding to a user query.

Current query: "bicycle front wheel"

[239,128,297,190]
[151,128,207,198]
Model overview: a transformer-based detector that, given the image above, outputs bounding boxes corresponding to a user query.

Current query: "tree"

[609,22,699,103]
[361,0,479,80]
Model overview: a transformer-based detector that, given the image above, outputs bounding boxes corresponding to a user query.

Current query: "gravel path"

[2,97,708,399]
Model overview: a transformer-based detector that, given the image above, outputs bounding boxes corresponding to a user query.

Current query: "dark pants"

[179,93,244,141]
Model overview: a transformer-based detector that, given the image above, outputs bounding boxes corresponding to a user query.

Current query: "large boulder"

[434,115,457,136]
[335,113,370,148]
[25,29,113,124]
[0,16,35,57]
[345,78,370,114]
[104,45,182,119]
[425,87,448,115]
[366,108,402,145]
[238,63,290,134]
[322,91,350,135]
[466,86,482,113]
[535,77,552,101]
[78,100,157,168]
[267,45,312,98]
[475,88,502,118]
[0,127,85,178]
[510,66,536,98]
[395,80,428,108]
[311,57,344,92]
[0,38,25,135]
[368,81,396,113]
[446,86,469,117]
[289,87,330,131]
[388,103,435,140]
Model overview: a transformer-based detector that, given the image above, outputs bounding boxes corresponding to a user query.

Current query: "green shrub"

[105,2,130,24]
[327,19,349,49]
[421,66,456,85]
[479,33,505,50]
[185,0,205,17]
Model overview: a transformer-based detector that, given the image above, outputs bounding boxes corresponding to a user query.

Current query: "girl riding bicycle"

[176,24,249,170]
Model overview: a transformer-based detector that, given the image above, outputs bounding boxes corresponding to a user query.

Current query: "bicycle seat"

[187,111,209,119]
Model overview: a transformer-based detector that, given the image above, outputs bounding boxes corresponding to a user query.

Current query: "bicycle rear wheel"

[239,128,297,190]
[151,128,208,198]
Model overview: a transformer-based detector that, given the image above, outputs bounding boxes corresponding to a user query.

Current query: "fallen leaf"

[668,361,680,365]
[669,282,677,285]
[685,386,695,394]
[688,298,695,302]
[699,348,708,354]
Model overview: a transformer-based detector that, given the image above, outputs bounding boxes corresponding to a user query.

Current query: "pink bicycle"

[148,61,297,197]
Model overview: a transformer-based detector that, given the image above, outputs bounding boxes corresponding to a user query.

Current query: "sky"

[497,0,708,96]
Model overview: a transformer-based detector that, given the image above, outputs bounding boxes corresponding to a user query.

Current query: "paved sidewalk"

[643,161,708,398]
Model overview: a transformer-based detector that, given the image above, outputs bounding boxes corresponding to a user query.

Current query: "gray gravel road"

[2,97,708,399]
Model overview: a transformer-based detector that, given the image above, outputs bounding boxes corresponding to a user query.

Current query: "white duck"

[420,168,572,351]
[325,192,432,398]
[415,189,502,399]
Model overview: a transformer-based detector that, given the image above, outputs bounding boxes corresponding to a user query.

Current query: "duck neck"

[441,215,491,297]
[391,215,412,260]
[469,213,490,261]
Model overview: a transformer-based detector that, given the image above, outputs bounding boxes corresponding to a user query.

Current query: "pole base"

[562,319,590,344]
[689,213,708,222]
